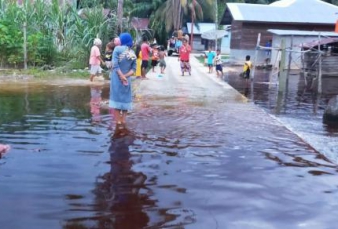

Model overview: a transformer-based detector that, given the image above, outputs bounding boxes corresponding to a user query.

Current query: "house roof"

[227,0,338,24]
[268,29,338,48]
[268,29,338,37]
[300,37,338,48]
[130,18,149,30]
[186,23,216,35]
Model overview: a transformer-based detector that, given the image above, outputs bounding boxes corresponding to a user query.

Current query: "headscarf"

[119,33,133,48]
[94,38,102,46]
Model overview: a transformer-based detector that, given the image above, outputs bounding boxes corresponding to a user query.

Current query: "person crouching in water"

[243,55,252,82]
[179,38,191,76]
[89,38,105,82]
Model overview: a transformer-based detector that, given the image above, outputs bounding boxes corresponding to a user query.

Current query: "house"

[221,0,338,64]
[268,29,338,69]
[186,22,216,51]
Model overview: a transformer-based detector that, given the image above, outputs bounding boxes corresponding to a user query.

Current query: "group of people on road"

[88,33,173,137]
[88,33,137,137]
[205,48,224,78]
[89,31,248,136]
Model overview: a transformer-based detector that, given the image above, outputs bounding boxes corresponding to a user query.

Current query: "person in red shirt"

[178,38,191,76]
[140,36,152,79]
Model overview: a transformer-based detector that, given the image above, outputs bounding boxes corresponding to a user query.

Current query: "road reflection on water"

[0,80,338,228]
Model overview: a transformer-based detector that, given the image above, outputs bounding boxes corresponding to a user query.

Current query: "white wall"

[221,33,231,55]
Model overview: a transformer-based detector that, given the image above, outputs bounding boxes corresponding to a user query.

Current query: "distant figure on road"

[141,36,152,79]
[243,55,252,81]
[184,33,190,44]
[135,44,142,77]
[169,36,175,48]
[177,27,183,40]
[214,49,223,78]
[265,39,272,58]
[178,38,191,76]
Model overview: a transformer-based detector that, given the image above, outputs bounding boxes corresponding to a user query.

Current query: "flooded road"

[1,58,338,229]
[225,69,338,162]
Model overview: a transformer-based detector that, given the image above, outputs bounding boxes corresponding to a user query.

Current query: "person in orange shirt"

[178,38,191,76]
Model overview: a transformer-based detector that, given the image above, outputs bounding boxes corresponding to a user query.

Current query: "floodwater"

[1,78,338,229]
[225,69,338,162]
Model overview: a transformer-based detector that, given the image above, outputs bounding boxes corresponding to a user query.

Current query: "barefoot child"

[214,49,223,78]
[151,46,159,72]
[158,46,167,74]
[206,48,215,73]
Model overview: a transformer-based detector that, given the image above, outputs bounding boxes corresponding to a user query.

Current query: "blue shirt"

[207,52,215,64]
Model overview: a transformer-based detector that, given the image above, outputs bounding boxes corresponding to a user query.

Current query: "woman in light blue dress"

[109,33,136,131]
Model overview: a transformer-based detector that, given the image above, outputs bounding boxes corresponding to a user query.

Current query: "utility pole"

[215,0,218,51]
[190,0,196,50]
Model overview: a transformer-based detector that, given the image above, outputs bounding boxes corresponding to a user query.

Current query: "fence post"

[318,33,322,94]
[278,39,287,93]
[251,33,261,80]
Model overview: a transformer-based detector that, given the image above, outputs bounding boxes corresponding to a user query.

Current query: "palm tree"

[151,0,212,33]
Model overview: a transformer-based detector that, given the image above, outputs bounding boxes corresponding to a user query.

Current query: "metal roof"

[186,23,216,35]
[300,37,338,48]
[268,29,338,36]
[227,0,338,24]
[201,30,228,40]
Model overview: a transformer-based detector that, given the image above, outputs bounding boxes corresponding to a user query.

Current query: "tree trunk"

[117,0,124,34]
[174,0,181,30]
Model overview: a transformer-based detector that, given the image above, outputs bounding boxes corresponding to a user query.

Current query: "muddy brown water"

[1,77,338,229]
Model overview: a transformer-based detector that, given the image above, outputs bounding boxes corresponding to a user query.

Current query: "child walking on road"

[206,48,215,73]
[214,49,223,78]
[151,46,159,72]
[158,46,167,74]
[179,38,191,76]
[243,55,252,81]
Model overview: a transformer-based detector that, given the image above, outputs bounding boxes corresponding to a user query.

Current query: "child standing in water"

[243,55,252,81]
[158,46,167,74]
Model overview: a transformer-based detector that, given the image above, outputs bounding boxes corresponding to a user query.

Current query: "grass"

[0,67,90,79]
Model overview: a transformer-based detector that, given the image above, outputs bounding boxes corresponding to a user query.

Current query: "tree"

[117,0,123,33]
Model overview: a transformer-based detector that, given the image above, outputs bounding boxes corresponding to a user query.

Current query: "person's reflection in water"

[98,131,149,228]
[90,84,103,124]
